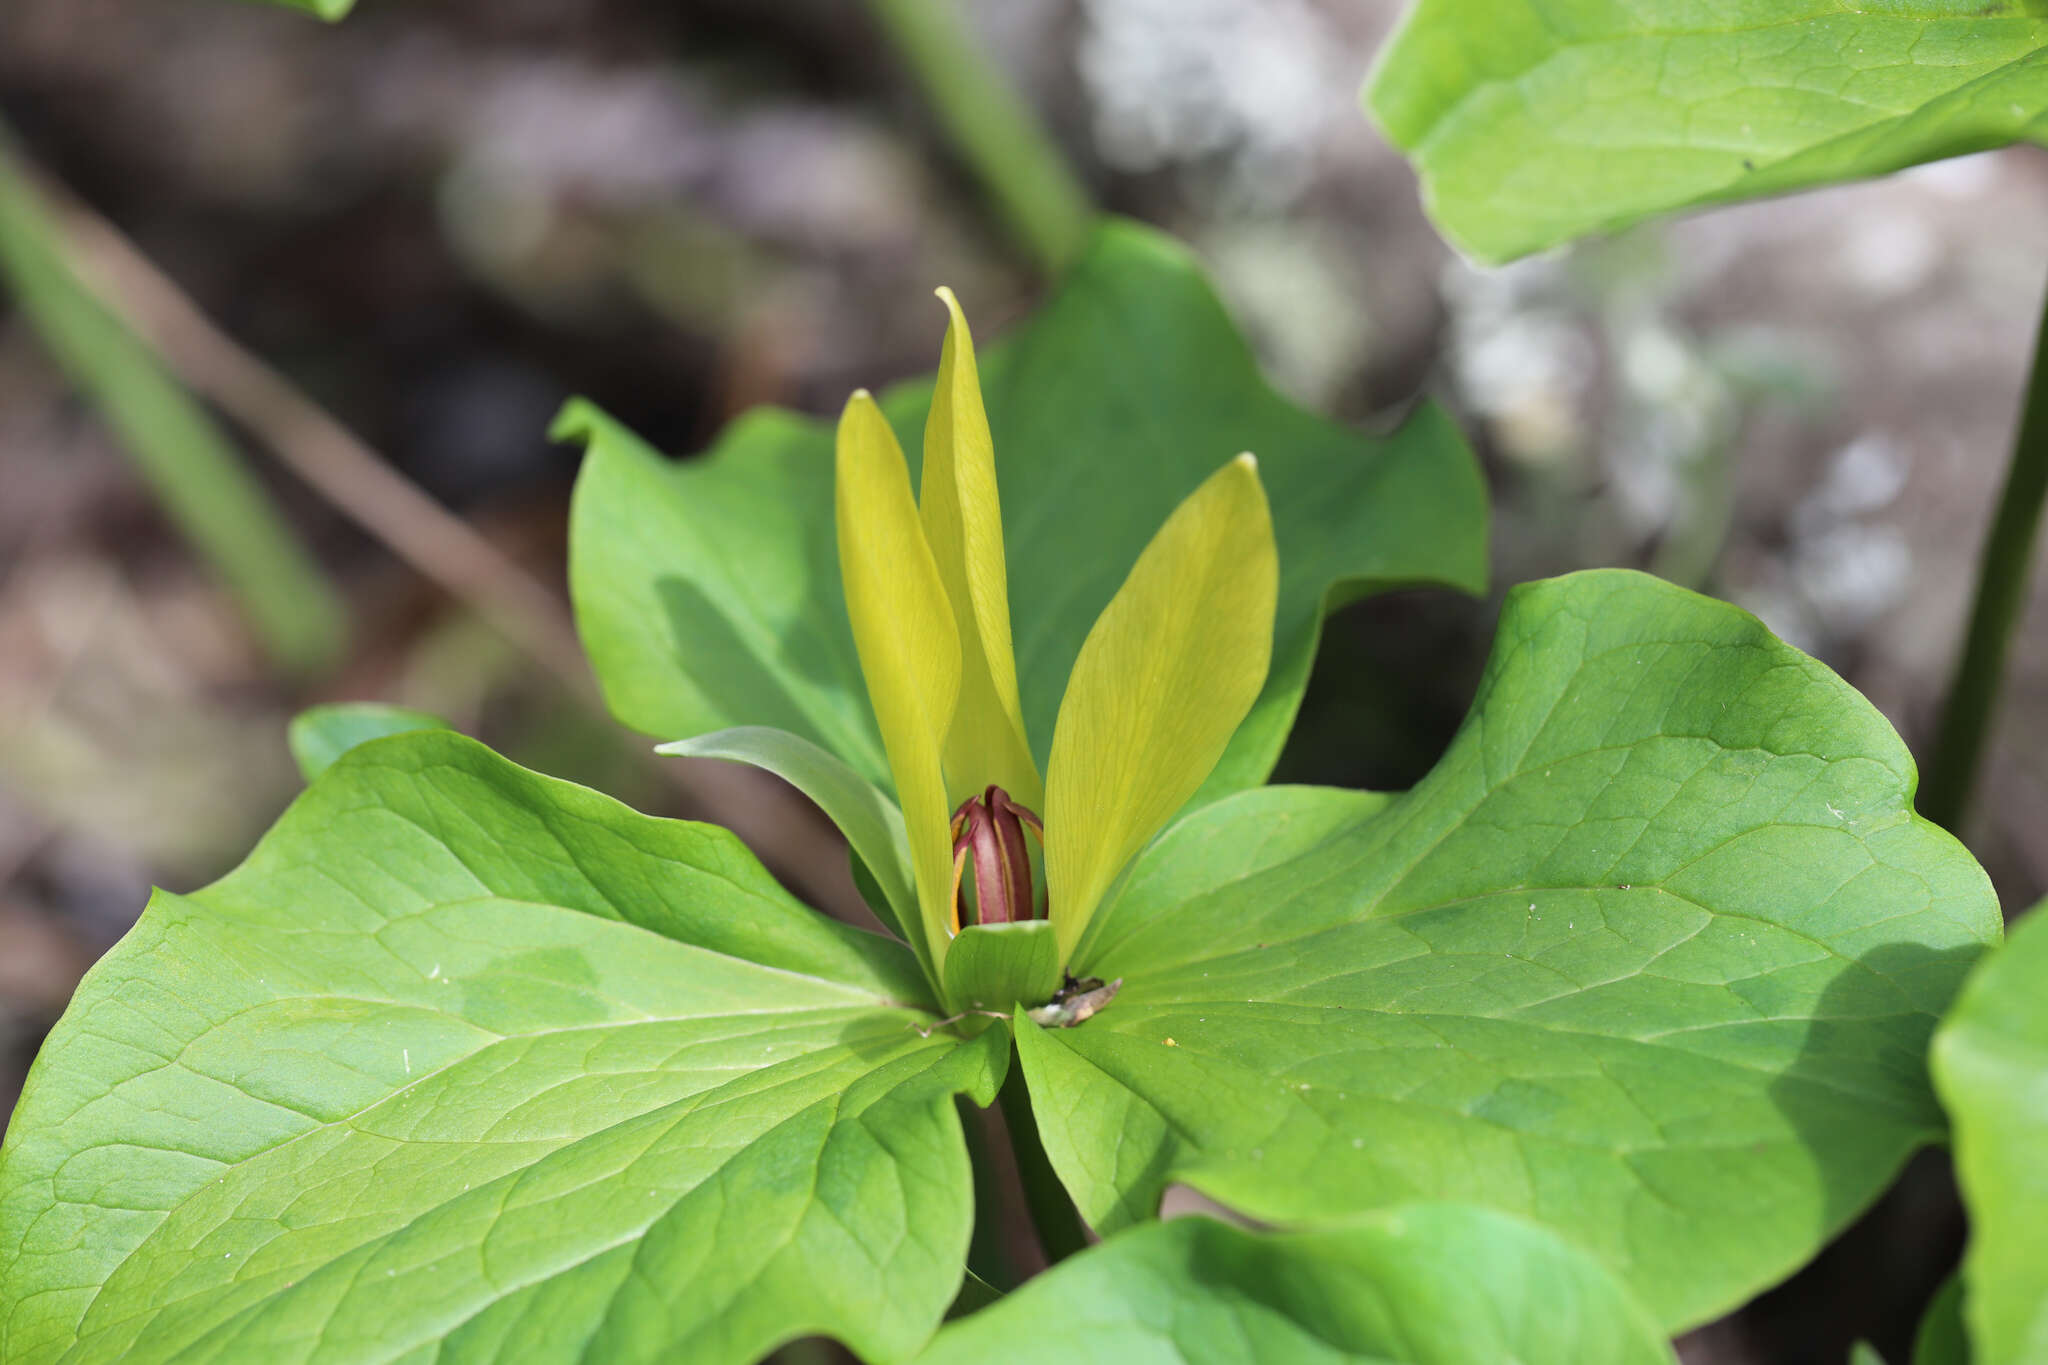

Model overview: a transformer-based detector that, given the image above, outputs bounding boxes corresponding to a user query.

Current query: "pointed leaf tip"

[1045,455,1278,963]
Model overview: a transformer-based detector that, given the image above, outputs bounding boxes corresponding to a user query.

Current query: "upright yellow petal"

[921,288,1042,811]
[1044,454,1278,963]
[836,391,962,963]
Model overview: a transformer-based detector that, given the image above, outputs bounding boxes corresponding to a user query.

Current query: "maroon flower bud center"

[948,785,1044,930]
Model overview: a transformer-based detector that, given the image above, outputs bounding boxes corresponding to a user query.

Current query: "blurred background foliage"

[2,1,2047,1360]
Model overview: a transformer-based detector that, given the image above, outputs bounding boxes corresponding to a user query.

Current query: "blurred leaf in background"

[265,0,355,20]
[287,702,453,782]
[1367,0,2048,262]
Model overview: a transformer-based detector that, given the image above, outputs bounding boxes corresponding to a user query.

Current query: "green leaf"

[1914,1274,1969,1365]
[563,219,1486,809]
[287,702,452,781]
[942,920,1063,1016]
[1021,569,1998,1330]
[656,725,922,964]
[915,1205,1675,1365]
[1366,1,2048,262]
[1071,784,1395,969]
[0,731,1016,1365]
[0,132,347,672]
[1934,904,2048,1365]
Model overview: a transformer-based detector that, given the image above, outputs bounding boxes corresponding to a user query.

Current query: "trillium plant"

[668,289,1278,1024]
[0,222,2016,1365]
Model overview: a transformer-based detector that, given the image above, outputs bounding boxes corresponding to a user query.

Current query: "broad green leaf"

[835,392,963,971]
[1366,1,2048,262]
[0,132,346,672]
[0,731,1023,1365]
[923,286,1041,812]
[1022,569,1998,1330]
[563,219,1486,808]
[1071,784,1395,970]
[1045,454,1277,963]
[287,702,451,781]
[942,920,1063,1016]
[1933,904,2048,1365]
[656,725,922,968]
[915,1205,1675,1365]
[1914,1274,1968,1365]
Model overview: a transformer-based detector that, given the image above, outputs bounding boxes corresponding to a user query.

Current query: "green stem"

[866,0,1095,274]
[995,1059,1089,1267]
[0,128,347,673]
[1922,279,2048,833]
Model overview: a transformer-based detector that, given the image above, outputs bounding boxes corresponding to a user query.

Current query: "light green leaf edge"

[1366,1,2048,262]
[288,701,452,782]
[916,1205,1675,1365]
[657,725,923,970]
[1933,903,2048,1365]
[0,730,1021,1365]
[1021,568,1999,1331]
[561,218,1486,813]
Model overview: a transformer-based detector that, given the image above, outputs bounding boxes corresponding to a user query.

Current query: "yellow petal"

[836,390,962,963]
[1044,454,1278,963]
[920,287,1042,811]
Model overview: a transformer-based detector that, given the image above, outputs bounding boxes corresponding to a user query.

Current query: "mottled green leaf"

[1934,905,2048,1365]
[563,219,1485,810]
[916,1206,1674,1365]
[287,702,451,782]
[0,732,1012,1365]
[1367,1,2048,262]
[1023,569,1998,1330]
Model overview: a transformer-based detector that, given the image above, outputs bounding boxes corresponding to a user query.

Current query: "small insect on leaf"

[1026,975,1122,1029]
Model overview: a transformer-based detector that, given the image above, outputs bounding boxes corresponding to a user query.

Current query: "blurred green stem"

[866,0,1094,274]
[0,129,346,672]
[1922,278,2048,833]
